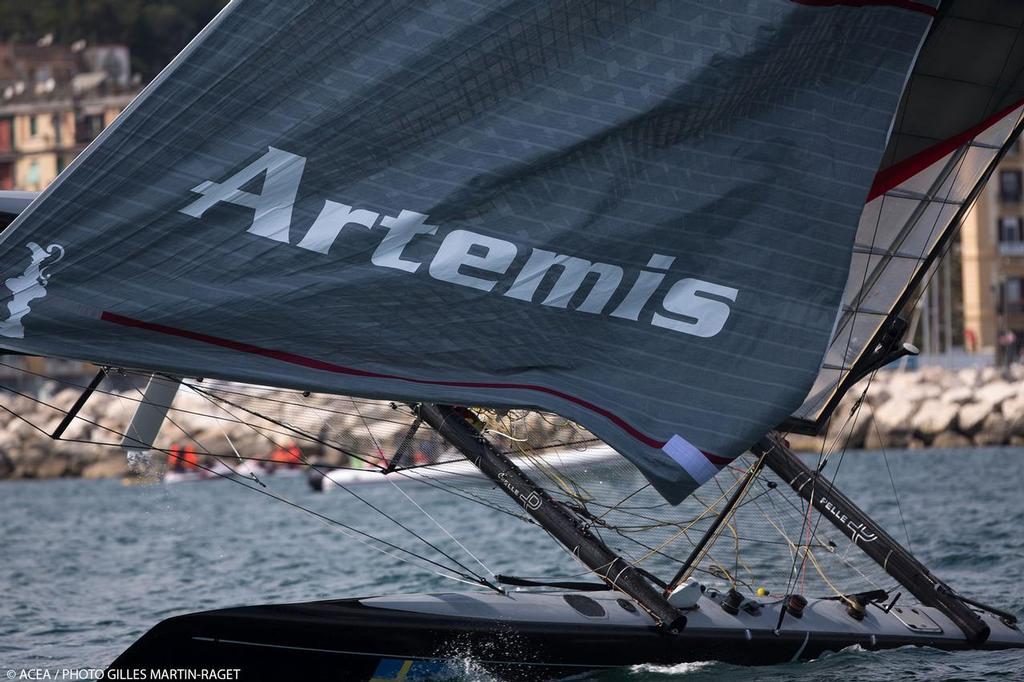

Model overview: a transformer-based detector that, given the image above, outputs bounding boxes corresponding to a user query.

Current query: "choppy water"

[2,447,1023,681]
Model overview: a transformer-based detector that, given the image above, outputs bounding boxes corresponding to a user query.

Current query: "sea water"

[1,447,1022,681]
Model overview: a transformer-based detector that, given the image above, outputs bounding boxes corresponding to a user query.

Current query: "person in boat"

[285,441,302,468]
[167,444,184,473]
[182,445,198,470]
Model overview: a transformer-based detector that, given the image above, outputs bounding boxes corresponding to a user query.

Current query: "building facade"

[0,42,137,192]
[961,140,1024,361]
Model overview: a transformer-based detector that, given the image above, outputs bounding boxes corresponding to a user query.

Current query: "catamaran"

[1,0,1023,678]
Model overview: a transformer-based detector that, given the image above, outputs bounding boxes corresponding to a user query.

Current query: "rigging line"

[776,433,828,626]
[383,469,498,581]
[187,384,498,588]
[867,402,914,552]
[198,383,417,426]
[124,381,272,490]
[134,377,494,588]
[776,369,873,610]
[746,474,888,594]
[3,379,492,588]
[783,408,861,628]
[592,483,654,523]
[0,361,278,430]
[186,381,384,469]
[392,467,537,524]
[158,448,493,589]
[630,475,746,565]
[387,476,497,580]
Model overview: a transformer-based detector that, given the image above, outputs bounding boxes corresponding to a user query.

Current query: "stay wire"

[185,383,499,589]
[0,378,491,588]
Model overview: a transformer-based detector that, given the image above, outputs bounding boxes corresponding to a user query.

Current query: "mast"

[415,403,686,632]
[754,435,990,644]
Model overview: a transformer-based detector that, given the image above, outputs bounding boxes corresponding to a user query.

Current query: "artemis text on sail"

[180,147,738,339]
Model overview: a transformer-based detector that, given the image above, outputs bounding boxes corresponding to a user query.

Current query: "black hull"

[110,592,1024,681]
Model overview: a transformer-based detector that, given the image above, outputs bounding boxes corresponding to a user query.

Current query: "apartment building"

[0,42,138,191]
[961,140,1024,362]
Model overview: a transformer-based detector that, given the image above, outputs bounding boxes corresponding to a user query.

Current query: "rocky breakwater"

[0,382,585,480]
[787,365,1024,452]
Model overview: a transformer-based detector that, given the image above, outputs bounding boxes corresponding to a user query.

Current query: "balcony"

[999,242,1024,256]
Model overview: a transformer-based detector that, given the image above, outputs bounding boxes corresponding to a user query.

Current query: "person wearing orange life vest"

[183,445,198,469]
[285,442,302,468]
[168,444,183,473]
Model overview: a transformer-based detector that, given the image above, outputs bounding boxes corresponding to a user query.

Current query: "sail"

[788,0,1024,429]
[0,1,933,503]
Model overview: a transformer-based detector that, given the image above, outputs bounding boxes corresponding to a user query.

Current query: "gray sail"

[0,1,932,503]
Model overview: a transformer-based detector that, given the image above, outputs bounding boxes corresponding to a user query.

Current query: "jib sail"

[0,1,932,502]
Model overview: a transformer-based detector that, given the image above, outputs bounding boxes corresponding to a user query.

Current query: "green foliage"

[0,0,229,79]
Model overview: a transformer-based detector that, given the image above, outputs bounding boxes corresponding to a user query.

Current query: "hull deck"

[111,590,1023,680]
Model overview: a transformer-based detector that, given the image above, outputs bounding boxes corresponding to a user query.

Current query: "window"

[1001,170,1023,201]
[76,114,104,144]
[25,158,40,189]
[1000,217,1023,242]
[0,117,12,153]
[1003,278,1024,313]
[28,115,38,137]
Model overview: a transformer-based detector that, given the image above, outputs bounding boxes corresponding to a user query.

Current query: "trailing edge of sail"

[0,1,931,503]
[789,0,1024,429]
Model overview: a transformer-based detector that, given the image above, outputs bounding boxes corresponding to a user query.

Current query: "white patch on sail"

[0,241,65,339]
[662,434,717,484]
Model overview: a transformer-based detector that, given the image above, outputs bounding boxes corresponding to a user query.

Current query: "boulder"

[973,412,1010,446]
[930,431,972,449]
[1001,396,1024,432]
[973,382,1018,410]
[939,386,974,405]
[873,398,918,434]
[32,454,70,479]
[911,399,959,438]
[980,366,1001,384]
[958,402,994,434]
[82,456,128,479]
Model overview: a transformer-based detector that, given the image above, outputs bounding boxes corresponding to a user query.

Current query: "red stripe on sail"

[790,0,936,16]
[101,310,730,469]
[868,97,1024,202]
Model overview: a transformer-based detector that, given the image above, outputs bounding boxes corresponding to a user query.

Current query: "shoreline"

[1,365,1021,480]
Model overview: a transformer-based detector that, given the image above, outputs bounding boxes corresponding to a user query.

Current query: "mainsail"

[0,1,935,502]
